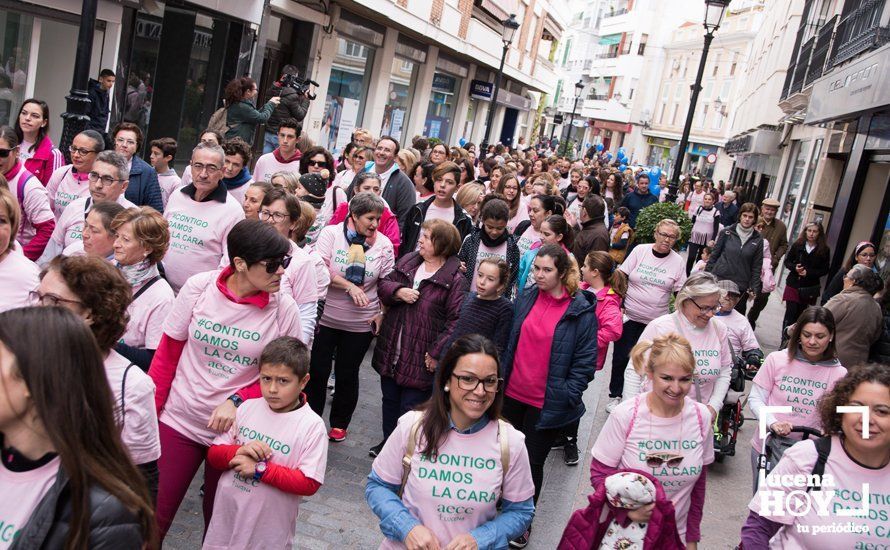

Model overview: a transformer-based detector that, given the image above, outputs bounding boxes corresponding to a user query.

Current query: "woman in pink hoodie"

[14,99,65,186]
[328,171,401,256]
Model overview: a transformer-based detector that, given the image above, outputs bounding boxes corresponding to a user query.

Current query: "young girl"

[516,214,574,292]
[457,197,520,292]
[691,246,711,273]
[205,336,328,549]
[446,257,515,355]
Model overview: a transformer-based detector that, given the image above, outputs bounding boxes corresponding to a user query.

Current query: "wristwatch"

[228,394,244,408]
[254,460,267,481]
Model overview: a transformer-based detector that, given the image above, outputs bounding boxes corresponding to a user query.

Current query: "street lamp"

[481,13,520,153]
[666,0,730,202]
[59,0,100,163]
[560,80,585,157]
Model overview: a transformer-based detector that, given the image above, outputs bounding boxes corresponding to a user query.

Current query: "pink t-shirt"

[506,206,529,234]
[514,225,541,259]
[635,312,732,411]
[281,241,320,306]
[0,456,61,546]
[252,153,301,184]
[619,244,687,323]
[372,411,535,549]
[46,165,89,219]
[314,223,394,333]
[121,276,175,350]
[415,203,456,251]
[158,170,182,209]
[51,195,136,251]
[162,189,245,291]
[204,399,328,550]
[591,394,714,541]
[749,436,890,549]
[308,249,331,300]
[227,183,250,205]
[0,245,39,312]
[470,241,508,292]
[161,270,303,445]
[105,350,161,464]
[715,309,760,355]
[750,351,847,451]
[6,164,54,247]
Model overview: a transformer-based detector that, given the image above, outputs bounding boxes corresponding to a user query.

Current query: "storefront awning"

[598,34,622,46]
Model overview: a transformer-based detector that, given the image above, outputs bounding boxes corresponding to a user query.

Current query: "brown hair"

[149,137,177,159]
[0,186,20,255]
[223,137,252,166]
[112,121,144,151]
[585,251,627,297]
[495,174,522,218]
[224,76,257,106]
[536,243,579,295]
[738,202,760,220]
[432,161,461,184]
[787,306,837,362]
[478,257,509,292]
[420,218,461,258]
[293,201,316,242]
[818,363,890,435]
[111,207,170,264]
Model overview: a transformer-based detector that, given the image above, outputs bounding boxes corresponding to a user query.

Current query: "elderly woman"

[111,122,163,211]
[111,207,174,372]
[0,187,39,311]
[369,219,466,456]
[823,264,884,367]
[305,192,395,443]
[162,142,245,291]
[606,219,687,412]
[624,272,733,422]
[37,255,162,500]
[822,240,878,304]
[148,219,302,539]
[705,202,764,314]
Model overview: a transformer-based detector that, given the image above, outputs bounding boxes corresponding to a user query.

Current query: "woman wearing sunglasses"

[591,333,714,549]
[147,219,304,541]
[366,334,535,550]
[623,272,732,424]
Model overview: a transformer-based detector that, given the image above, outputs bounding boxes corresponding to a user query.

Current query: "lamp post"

[481,14,520,154]
[560,80,585,158]
[667,0,730,203]
[59,0,99,163]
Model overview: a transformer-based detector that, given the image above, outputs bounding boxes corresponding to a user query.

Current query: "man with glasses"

[349,136,415,233]
[39,151,135,265]
[111,122,163,212]
[162,142,245,291]
[46,130,105,218]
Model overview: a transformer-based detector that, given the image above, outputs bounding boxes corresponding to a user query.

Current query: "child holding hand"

[204,336,329,549]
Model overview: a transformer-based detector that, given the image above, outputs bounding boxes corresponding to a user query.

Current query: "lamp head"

[574,80,585,98]
[503,14,520,46]
[704,0,730,33]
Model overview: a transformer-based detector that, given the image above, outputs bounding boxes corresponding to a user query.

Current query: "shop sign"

[470,80,493,100]
[725,135,752,154]
[433,73,456,93]
[553,114,564,124]
[806,45,890,124]
[647,137,676,148]
[495,89,532,110]
[689,143,717,156]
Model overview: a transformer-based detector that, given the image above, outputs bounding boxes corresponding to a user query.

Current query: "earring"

[444,385,450,392]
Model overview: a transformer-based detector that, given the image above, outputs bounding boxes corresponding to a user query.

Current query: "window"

[620,33,632,55]
[675,82,684,99]
[324,37,376,156]
[720,80,731,100]
[381,56,419,142]
[0,12,33,128]
[703,81,713,99]
[731,61,737,76]
[562,38,572,66]
[712,53,721,76]
[658,102,667,124]
[712,110,723,130]
[697,102,708,128]
[671,103,679,125]
[661,83,669,101]
[638,34,648,56]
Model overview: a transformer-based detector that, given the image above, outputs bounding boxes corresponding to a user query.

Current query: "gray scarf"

[736,223,754,245]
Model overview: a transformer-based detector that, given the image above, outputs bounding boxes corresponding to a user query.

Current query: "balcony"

[780,15,839,104]
[806,15,838,86]
[596,52,618,59]
[831,0,890,66]
[603,7,629,18]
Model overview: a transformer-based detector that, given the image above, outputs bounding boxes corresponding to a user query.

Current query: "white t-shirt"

[45,165,89,219]
[470,241,508,292]
[203,399,328,550]
[252,152,300,184]
[619,244,687,323]
[105,350,161,464]
[372,411,535,549]
[0,456,61,548]
[121,276,175,350]
[0,246,39,312]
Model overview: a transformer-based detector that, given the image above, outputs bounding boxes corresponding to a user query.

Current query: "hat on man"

[717,279,741,296]
[761,197,780,208]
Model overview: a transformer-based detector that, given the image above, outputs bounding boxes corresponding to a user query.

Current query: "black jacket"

[400,196,473,258]
[783,241,831,290]
[266,84,310,131]
[86,79,110,134]
[12,469,144,549]
[457,229,521,290]
[705,224,764,294]
[124,155,163,213]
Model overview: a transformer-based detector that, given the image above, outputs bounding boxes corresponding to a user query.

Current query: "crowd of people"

[0,80,888,550]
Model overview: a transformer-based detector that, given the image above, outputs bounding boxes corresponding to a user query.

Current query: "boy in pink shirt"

[204,336,327,550]
[252,119,302,183]
[149,137,181,208]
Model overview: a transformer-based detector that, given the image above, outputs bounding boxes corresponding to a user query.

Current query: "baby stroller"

[713,346,762,462]
[753,426,823,491]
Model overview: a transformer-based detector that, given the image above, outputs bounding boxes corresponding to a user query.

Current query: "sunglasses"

[645,452,684,468]
[259,255,292,274]
[307,160,327,167]
[0,148,13,158]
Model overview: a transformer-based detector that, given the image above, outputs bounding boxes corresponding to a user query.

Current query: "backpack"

[207,105,231,136]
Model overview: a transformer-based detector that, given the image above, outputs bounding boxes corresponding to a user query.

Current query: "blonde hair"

[397,150,418,172]
[529,172,559,196]
[270,171,300,194]
[654,218,681,239]
[630,334,695,377]
[0,185,20,255]
[110,207,170,264]
[455,183,484,213]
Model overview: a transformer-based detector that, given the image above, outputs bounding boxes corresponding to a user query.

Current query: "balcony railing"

[595,52,619,59]
[806,15,838,86]
[603,8,629,18]
[586,94,609,101]
[788,36,814,96]
[831,0,890,66]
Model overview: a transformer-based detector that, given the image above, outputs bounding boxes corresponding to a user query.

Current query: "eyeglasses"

[859,252,877,258]
[452,374,502,393]
[88,172,124,186]
[69,146,98,156]
[0,148,13,158]
[258,210,289,223]
[644,451,684,468]
[258,255,292,274]
[191,162,221,174]
[655,230,679,242]
[307,160,327,167]
[688,296,721,314]
[115,138,137,146]
[29,290,83,308]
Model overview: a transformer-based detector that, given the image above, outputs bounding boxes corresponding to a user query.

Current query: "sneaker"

[605,396,622,414]
[550,435,568,450]
[509,528,530,548]
[369,440,386,457]
[328,428,348,442]
[563,438,580,466]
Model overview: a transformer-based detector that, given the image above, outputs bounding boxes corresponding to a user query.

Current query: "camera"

[280,73,319,100]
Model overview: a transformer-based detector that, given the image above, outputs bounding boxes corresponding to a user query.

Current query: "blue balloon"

[619,164,627,171]
[459,138,467,147]
[618,147,626,155]
[596,143,604,152]
[606,152,613,160]
[617,151,626,161]
[650,166,662,179]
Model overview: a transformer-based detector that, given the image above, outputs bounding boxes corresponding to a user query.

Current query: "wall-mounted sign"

[706,153,718,164]
[470,80,493,100]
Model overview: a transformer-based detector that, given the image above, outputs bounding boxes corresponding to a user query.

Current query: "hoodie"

[86,79,110,133]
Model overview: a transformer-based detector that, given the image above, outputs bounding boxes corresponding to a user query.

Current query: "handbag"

[797,284,821,302]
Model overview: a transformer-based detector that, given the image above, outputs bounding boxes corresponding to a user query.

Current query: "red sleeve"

[206,444,240,470]
[685,466,708,542]
[589,457,620,491]
[235,381,262,401]
[148,334,186,414]
[22,218,54,260]
[329,203,347,226]
[262,463,322,496]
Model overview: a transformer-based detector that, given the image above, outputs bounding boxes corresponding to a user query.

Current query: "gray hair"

[94,150,129,181]
[847,264,884,294]
[192,142,225,166]
[723,190,736,200]
[675,271,722,312]
[349,191,385,218]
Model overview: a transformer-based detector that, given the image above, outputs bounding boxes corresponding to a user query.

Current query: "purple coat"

[558,468,685,550]
[373,252,466,390]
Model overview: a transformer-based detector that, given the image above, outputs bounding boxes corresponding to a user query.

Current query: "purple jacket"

[558,468,685,550]
[373,252,466,390]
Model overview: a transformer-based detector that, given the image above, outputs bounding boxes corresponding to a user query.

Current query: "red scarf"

[215,266,270,308]
[273,148,302,164]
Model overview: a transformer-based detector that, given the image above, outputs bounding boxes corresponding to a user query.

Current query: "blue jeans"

[263,131,279,154]
[380,375,431,440]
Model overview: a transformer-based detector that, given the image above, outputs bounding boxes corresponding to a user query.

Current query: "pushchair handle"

[781,426,823,439]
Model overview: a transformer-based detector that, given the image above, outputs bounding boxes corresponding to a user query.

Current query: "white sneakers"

[605,396,622,414]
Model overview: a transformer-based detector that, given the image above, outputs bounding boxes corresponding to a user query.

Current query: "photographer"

[264,65,311,154]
